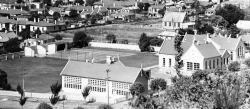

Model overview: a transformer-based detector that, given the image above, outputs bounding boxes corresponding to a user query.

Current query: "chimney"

[21,7,23,11]
[38,18,40,22]
[14,6,16,10]
[54,20,57,24]
[34,18,36,22]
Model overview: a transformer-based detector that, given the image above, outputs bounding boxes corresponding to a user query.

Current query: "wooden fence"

[0,51,24,61]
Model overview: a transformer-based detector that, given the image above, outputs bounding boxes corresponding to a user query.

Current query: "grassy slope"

[0,57,67,93]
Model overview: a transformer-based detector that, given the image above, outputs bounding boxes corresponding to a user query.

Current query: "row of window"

[164,22,181,28]
[187,62,199,70]
[112,89,129,96]
[91,86,106,92]
[112,82,131,90]
[64,76,82,89]
[163,58,171,67]
[64,83,82,89]
[88,79,106,87]
[204,58,229,69]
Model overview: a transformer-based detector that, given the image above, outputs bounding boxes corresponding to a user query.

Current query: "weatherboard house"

[60,60,150,103]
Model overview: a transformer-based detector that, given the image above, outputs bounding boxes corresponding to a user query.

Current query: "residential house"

[157,30,177,39]
[49,7,64,15]
[106,3,123,14]
[30,21,66,33]
[148,4,165,18]
[0,31,18,48]
[80,6,92,19]
[221,0,250,9]
[205,7,216,16]
[29,2,44,9]
[236,20,250,30]
[162,11,192,29]
[93,1,104,8]
[65,5,85,15]
[60,60,150,103]
[30,8,45,14]
[0,0,16,8]
[112,12,136,22]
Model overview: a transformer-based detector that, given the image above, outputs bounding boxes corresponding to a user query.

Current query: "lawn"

[0,57,67,93]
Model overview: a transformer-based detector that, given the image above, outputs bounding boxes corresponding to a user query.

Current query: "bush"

[55,34,63,40]
[120,39,129,44]
[106,34,116,43]
[0,69,7,88]
[87,97,96,103]
[0,49,7,55]
[228,61,240,72]
[105,20,112,24]
[36,102,53,109]
[2,83,12,90]
[138,33,150,52]
[97,104,113,109]
[149,37,163,46]
[244,58,250,68]
[73,31,92,48]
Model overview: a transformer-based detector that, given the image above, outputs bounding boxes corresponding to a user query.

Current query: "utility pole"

[105,69,110,108]
[21,70,27,92]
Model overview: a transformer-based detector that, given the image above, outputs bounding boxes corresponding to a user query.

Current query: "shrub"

[55,34,63,40]
[138,33,150,52]
[228,61,240,72]
[105,20,112,24]
[106,34,116,43]
[73,31,92,48]
[87,97,96,103]
[97,104,113,109]
[2,83,12,90]
[0,49,7,55]
[0,69,7,88]
[149,37,163,46]
[120,39,129,44]
[129,82,145,96]
[36,102,53,109]
[244,58,250,68]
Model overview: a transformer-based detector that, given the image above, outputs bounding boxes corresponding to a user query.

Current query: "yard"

[0,57,67,93]
[51,18,164,44]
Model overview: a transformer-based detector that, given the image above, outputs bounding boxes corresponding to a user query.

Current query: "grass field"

[0,57,67,93]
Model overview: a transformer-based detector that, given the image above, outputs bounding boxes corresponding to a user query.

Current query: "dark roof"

[195,43,221,58]
[37,34,54,40]
[150,4,165,9]
[0,9,28,15]
[60,60,143,83]
[31,21,56,27]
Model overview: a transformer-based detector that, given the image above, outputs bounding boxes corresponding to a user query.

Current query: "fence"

[89,42,161,52]
[0,51,24,61]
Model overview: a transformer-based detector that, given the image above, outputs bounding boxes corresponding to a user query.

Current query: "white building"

[60,60,150,104]
[236,20,250,30]
[30,21,66,33]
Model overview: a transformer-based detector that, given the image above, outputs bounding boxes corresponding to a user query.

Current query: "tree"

[53,12,61,20]
[16,84,28,109]
[3,38,22,53]
[85,0,99,6]
[75,0,84,5]
[203,24,214,34]
[53,0,63,7]
[228,61,240,72]
[216,4,245,26]
[149,37,164,46]
[69,9,79,18]
[143,3,150,11]
[82,86,91,104]
[137,2,144,13]
[55,34,62,40]
[158,7,166,17]
[32,28,42,37]
[244,15,250,21]
[12,24,19,34]
[43,0,52,6]
[73,31,92,48]
[49,82,61,106]
[106,34,116,43]
[129,82,145,96]
[0,69,7,88]
[138,33,150,52]
[210,15,229,28]
[150,78,167,96]
[19,28,30,40]
[97,104,113,109]
[228,24,240,38]
[174,35,184,77]
[16,0,24,3]
[36,102,53,109]
[244,58,250,68]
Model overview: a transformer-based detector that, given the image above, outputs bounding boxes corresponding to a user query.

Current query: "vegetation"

[82,86,92,104]
[32,28,42,37]
[228,24,241,38]
[75,0,84,5]
[174,35,184,77]
[228,61,240,72]
[0,69,7,88]
[69,9,79,18]
[55,34,63,40]
[53,0,63,7]
[138,33,150,52]
[16,84,28,109]
[19,28,31,40]
[49,81,62,106]
[149,37,164,47]
[97,104,113,109]
[129,82,145,96]
[73,31,92,48]
[150,78,167,95]
[85,0,99,6]
[36,102,53,109]
[106,34,116,43]
[244,58,250,67]
[53,12,61,20]
[3,38,22,53]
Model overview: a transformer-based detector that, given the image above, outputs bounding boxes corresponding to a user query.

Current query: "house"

[24,34,55,47]
[106,3,123,14]
[148,4,165,18]
[29,2,44,9]
[162,11,192,29]
[65,5,86,15]
[80,6,92,19]
[49,7,64,15]
[0,9,28,16]
[112,12,136,22]
[30,21,66,33]
[60,60,150,103]
[236,20,250,30]
[205,7,216,16]
[0,31,18,47]
[221,0,250,9]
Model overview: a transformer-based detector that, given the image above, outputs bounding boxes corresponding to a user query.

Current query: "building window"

[231,52,233,60]
[112,82,131,95]
[178,22,180,27]
[169,22,171,26]
[88,79,106,93]
[165,22,167,26]
[213,60,215,68]
[169,59,171,67]
[227,58,229,64]
[187,62,193,70]
[209,60,211,69]
[217,59,219,66]
[64,76,82,89]
[163,58,165,67]
[194,63,199,70]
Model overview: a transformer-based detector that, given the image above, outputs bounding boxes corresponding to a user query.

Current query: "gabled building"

[148,4,165,18]
[30,21,66,33]
[60,60,150,103]
[162,11,190,29]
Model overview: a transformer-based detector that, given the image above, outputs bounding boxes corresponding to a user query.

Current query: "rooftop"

[0,32,18,42]
[159,39,192,55]
[162,11,186,22]
[210,36,240,51]
[0,9,28,15]
[195,42,221,58]
[31,21,56,27]
[60,60,143,83]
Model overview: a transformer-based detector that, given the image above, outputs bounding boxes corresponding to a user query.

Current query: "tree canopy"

[216,4,245,26]
[106,34,116,43]
[3,38,22,53]
[129,82,145,96]
[69,9,79,18]
[53,12,61,20]
[228,61,240,72]
[150,78,167,92]
[73,31,92,48]
[138,33,150,52]
[0,69,7,88]
[85,0,99,6]
[75,0,84,5]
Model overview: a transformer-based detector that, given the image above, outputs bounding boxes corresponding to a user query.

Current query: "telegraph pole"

[105,69,110,108]
[21,70,27,92]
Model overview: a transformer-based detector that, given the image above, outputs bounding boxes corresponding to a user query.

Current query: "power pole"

[105,69,110,108]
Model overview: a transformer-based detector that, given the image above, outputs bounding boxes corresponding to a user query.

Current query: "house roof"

[0,32,17,42]
[184,0,195,4]
[0,9,28,15]
[199,1,213,7]
[60,60,143,83]
[31,21,56,27]
[162,11,186,22]
[184,34,207,44]
[159,39,192,55]
[50,7,64,12]
[210,36,240,51]
[158,31,176,37]
[240,35,250,42]
[236,20,250,30]
[150,4,165,9]
[65,5,86,11]
[195,43,221,58]
[166,7,181,12]
[37,34,54,40]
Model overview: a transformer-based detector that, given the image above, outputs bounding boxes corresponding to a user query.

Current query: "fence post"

[5,55,7,60]
[77,52,78,61]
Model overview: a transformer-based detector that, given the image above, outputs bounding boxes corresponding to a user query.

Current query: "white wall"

[24,47,35,57]
[37,45,46,55]
[159,54,175,68]
[47,44,56,54]
[182,45,204,71]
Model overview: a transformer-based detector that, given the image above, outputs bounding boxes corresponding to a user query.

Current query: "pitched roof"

[184,34,207,44]
[240,35,250,42]
[0,32,18,42]
[0,0,16,4]
[236,20,250,30]
[0,9,28,15]
[65,5,86,11]
[199,1,213,7]
[60,60,143,83]
[150,4,165,9]
[159,39,192,55]
[162,11,186,22]
[37,34,54,40]
[195,43,221,58]
[210,36,240,51]
[50,7,64,12]
[31,21,56,27]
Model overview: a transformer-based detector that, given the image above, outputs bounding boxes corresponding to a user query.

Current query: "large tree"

[16,0,24,3]
[82,86,91,104]
[150,78,167,96]
[138,33,150,52]
[16,84,28,109]
[53,0,63,7]
[0,69,7,88]
[75,0,84,5]
[53,12,61,20]
[228,24,240,38]
[174,35,184,77]
[69,9,79,18]
[49,82,61,107]
[19,28,30,40]
[73,31,92,48]
[3,38,22,53]
[129,82,145,96]
[85,0,99,6]
[216,4,245,26]
[106,34,116,43]
[43,0,52,6]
